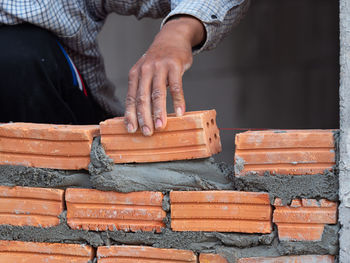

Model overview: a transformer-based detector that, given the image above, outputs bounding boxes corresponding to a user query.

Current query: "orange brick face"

[237,255,334,263]
[0,123,99,170]
[0,185,64,227]
[0,240,94,262]
[100,110,221,163]
[234,130,335,175]
[66,188,166,232]
[97,246,197,263]
[170,191,272,233]
[199,253,228,263]
[273,198,337,241]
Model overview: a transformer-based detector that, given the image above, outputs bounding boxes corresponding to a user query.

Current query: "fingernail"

[142,126,151,136]
[127,123,134,133]
[176,107,183,117]
[155,118,163,129]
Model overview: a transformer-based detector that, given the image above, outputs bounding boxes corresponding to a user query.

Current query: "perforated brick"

[100,110,221,163]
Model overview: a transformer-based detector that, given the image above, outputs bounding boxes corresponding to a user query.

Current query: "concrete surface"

[339,0,350,261]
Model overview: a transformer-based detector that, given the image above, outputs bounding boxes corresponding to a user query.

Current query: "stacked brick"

[0,240,95,262]
[97,246,197,263]
[0,123,99,169]
[100,110,222,163]
[273,198,337,241]
[0,185,64,227]
[66,189,166,232]
[0,112,339,262]
[234,130,336,175]
[170,191,272,233]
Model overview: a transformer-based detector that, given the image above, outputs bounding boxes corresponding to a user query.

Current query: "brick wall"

[0,111,339,262]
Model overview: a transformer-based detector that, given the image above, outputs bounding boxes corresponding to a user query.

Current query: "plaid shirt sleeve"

[162,0,250,54]
[100,0,250,54]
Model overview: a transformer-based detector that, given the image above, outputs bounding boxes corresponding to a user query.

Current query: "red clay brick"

[97,245,197,263]
[170,191,272,233]
[0,185,64,227]
[66,188,166,232]
[0,240,94,262]
[0,123,99,170]
[237,255,334,263]
[100,110,221,163]
[273,198,337,241]
[199,253,228,263]
[234,130,336,175]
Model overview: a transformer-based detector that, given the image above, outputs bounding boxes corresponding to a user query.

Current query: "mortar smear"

[89,137,234,192]
[0,165,91,189]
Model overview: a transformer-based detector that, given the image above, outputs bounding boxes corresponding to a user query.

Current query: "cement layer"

[89,137,233,192]
[234,171,339,205]
[0,212,103,247]
[212,225,339,263]
[0,220,338,263]
[0,165,91,189]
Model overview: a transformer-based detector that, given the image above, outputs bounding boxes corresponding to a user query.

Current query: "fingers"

[168,64,185,117]
[124,67,138,133]
[136,63,154,136]
[152,66,168,131]
[125,61,185,136]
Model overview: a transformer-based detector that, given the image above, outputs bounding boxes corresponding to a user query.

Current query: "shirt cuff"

[161,0,245,55]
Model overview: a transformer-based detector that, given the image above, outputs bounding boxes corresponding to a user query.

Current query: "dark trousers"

[0,23,107,124]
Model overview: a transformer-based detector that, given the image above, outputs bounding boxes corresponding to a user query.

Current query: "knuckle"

[136,95,147,107]
[167,59,180,69]
[125,95,136,107]
[169,83,182,94]
[151,89,165,102]
[153,108,163,119]
[154,61,164,71]
[128,68,138,80]
[140,63,153,74]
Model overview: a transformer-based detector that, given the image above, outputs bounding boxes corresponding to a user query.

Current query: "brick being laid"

[100,110,221,163]
[0,123,99,170]
[97,245,197,263]
[66,188,166,232]
[170,191,272,233]
[237,255,334,263]
[234,130,336,176]
[0,240,94,262]
[273,198,337,241]
[0,185,64,227]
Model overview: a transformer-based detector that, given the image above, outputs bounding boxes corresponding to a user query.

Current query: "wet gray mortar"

[0,136,340,262]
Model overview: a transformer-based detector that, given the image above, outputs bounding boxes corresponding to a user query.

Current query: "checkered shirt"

[0,0,250,116]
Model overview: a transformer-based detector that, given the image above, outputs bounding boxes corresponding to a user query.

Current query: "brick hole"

[211,119,214,125]
[206,122,210,128]
[209,137,212,143]
[214,133,218,139]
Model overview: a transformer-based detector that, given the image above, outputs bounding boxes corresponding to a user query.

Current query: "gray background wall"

[98,0,339,163]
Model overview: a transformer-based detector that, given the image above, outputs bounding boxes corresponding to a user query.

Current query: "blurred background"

[98,0,339,163]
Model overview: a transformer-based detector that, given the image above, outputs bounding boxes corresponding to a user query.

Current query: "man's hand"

[124,15,205,136]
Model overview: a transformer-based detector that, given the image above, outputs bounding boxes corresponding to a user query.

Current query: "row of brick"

[0,110,221,170]
[0,240,335,263]
[0,111,336,176]
[0,186,337,240]
[234,129,336,176]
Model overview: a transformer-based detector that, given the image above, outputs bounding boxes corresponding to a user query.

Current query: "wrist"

[162,15,206,48]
